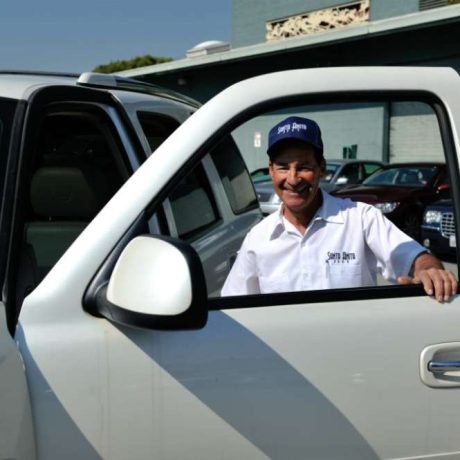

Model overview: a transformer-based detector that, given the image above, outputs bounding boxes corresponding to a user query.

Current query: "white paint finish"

[0,306,35,460]
[19,309,269,459]
[223,298,460,459]
[0,74,77,100]
[21,293,460,459]
[15,67,460,458]
[107,237,192,315]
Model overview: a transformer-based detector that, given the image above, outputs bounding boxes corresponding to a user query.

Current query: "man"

[222,116,457,301]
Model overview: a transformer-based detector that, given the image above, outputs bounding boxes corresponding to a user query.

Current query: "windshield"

[321,163,341,182]
[363,165,438,187]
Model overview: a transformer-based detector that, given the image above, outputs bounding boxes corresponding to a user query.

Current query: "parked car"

[2,67,460,460]
[333,162,449,240]
[321,159,384,192]
[254,159,384,215]
[421,199,456,257]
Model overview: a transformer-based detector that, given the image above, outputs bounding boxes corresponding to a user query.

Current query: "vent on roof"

[420,0,459,10]
[186,41,231,58]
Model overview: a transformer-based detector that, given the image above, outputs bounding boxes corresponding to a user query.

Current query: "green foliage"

[93,54,173,73]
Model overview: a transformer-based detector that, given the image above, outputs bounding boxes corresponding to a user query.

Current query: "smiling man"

[221,116,457,301]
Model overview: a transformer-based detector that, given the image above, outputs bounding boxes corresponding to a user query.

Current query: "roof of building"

[118,4,460,78]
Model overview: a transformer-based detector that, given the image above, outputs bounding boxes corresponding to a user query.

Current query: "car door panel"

[0,305,35,460]
[14,67,460,459]
[19,294,460,459]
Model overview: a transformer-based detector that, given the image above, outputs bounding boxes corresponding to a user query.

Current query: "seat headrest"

[30,166,111,219]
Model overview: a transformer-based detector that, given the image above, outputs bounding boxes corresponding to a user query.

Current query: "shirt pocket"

[326,261,363,289]
[259,273,291,294]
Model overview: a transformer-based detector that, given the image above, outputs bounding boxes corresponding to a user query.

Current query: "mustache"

[285,182,312,193]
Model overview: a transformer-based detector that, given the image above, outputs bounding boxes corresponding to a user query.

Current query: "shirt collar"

[269,190,344,240]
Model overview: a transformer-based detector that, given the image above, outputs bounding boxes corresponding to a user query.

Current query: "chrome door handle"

[428,361,460,372]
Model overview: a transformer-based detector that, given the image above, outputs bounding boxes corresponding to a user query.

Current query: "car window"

[218,98,456,297]
[145,97,456,303]
[365,166,438,187]
[363,162,381,177]
[250,168,270,183]
[210,136,258,214]
[137,112,179,153]
[168,162,220,239]
[339,163,360,183]
[322,163,340,182]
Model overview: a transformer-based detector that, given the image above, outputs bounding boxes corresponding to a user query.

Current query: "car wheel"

[402,212,421,241]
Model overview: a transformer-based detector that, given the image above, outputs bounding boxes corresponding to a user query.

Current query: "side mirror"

[336,176,348,185]
[91,235,208,330]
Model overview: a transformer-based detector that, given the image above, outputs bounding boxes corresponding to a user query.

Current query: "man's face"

[269,144,325,215]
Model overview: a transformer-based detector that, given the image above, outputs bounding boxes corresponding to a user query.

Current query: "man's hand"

[397,252,458,302]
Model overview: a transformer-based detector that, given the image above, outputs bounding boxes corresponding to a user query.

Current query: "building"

[120,0,460,170]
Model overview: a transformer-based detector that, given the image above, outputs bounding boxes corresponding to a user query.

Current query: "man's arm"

[398,252,458,302]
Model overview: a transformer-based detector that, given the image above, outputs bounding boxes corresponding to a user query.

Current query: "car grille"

[441,212,455,237]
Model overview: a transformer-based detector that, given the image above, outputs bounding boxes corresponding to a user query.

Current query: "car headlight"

[375,202,398,213]
[424,210,442,224]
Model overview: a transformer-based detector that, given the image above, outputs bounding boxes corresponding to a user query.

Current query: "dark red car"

[332,162,449,240]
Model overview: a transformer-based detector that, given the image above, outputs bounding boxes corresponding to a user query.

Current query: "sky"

[0,0,232,73]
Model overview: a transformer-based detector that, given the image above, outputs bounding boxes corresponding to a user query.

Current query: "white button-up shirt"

[221,191,425,295]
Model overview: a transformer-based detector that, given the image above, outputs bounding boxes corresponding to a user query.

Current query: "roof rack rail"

[0,70,80,78]
[77,72,201,109]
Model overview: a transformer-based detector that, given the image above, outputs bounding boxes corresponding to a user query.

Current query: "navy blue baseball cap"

[267,116,323,157]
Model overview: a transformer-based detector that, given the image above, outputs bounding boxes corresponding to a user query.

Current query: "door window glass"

[363,162,381,177]
[222,99,457,298]
[145,97,456,304]
[339,163,360,184]
[169,163,219,239]
[137,112,179,153]
[210,137,258,214]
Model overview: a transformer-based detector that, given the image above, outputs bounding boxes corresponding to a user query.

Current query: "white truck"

[2,67,460,460]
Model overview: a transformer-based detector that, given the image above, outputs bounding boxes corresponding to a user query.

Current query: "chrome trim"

[440,212,455,237]
[428,360,460,372]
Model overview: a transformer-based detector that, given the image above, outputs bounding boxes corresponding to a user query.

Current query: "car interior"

[12,108,130,324]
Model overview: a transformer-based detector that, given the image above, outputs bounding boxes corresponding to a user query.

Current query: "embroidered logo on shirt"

[326,251,356,264]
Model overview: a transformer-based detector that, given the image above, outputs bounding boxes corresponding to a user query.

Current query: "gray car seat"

[18,166,112,299]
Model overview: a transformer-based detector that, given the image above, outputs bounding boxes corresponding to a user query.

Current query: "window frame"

[138,90,458,311]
